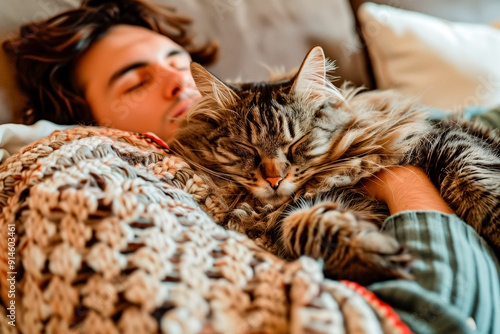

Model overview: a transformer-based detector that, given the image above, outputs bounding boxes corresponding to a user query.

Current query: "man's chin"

[160,123,178,142]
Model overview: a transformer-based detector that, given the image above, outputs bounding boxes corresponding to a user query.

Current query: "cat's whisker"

[324,141,405,163]
[322,152,404,166]
[360,173,387,192]
[316,163,384,175]
[174,155,235,182]
[243,104,254,121]
[325,161,409,173]
[370,163,421,182]
[315,152,405,173]
[357,165,414,200]
[209,107,239,115]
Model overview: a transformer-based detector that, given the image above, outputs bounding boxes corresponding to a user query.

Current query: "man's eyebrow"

[106,49,189,89]
[168,48,188,57]
[107,62,147,89]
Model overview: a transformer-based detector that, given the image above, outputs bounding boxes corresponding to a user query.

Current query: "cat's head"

[170,46,356,206]
[170,46,425,206]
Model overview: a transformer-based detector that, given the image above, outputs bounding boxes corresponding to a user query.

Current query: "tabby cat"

[168,46,500,285]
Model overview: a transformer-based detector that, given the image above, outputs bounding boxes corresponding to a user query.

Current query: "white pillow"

[358,2,500,112]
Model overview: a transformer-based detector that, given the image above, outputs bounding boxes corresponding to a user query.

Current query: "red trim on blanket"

[134,132,172,154]
[340,280,414,334]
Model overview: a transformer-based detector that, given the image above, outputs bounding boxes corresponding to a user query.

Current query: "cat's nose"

[266,176,284,190]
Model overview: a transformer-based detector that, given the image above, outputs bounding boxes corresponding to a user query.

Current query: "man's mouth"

[166,95,199,121]
[172,102,190,118]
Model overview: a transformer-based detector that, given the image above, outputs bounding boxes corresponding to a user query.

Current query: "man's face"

[75,24,201,140]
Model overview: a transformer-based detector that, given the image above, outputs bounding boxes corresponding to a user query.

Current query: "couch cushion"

[352,0,500,24]
[166,0,368,84]
[358,2,500,111]
[351,0,500,94]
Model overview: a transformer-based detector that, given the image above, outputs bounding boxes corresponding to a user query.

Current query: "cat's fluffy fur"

[168,47,500,284]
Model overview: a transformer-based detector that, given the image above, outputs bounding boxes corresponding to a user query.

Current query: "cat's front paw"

[330,233,414,285]
[282,202,413,285]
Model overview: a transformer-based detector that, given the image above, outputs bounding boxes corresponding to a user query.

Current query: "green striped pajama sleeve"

[367,211,500,334]
[473,106,500,130]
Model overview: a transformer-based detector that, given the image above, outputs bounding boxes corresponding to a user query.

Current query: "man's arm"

[362,165,454,215]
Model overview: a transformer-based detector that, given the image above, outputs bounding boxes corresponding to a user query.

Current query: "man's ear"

[190,62,238,106]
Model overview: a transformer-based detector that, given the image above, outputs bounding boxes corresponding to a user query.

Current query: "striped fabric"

[368,211,500,334]
[474,106,500,130]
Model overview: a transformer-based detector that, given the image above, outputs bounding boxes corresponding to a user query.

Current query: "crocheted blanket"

[0,127,411,334]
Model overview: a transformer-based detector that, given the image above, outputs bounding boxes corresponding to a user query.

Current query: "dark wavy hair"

[2,0,219,125]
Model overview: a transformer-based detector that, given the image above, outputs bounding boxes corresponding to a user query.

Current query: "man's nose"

[158,65,185,99]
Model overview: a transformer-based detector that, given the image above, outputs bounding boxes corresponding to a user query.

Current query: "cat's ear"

[190,62,238,106]
[290,46,344,103]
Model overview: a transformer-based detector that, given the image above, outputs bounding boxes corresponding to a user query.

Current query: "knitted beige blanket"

[0,127,410,334]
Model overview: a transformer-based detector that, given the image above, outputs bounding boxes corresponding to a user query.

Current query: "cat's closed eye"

[235,141,260,160]
[286,134,308,163]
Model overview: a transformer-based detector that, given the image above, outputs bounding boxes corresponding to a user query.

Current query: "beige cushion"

[167,0,367,84]
[358,2,500,111]
[352,0,500,25]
